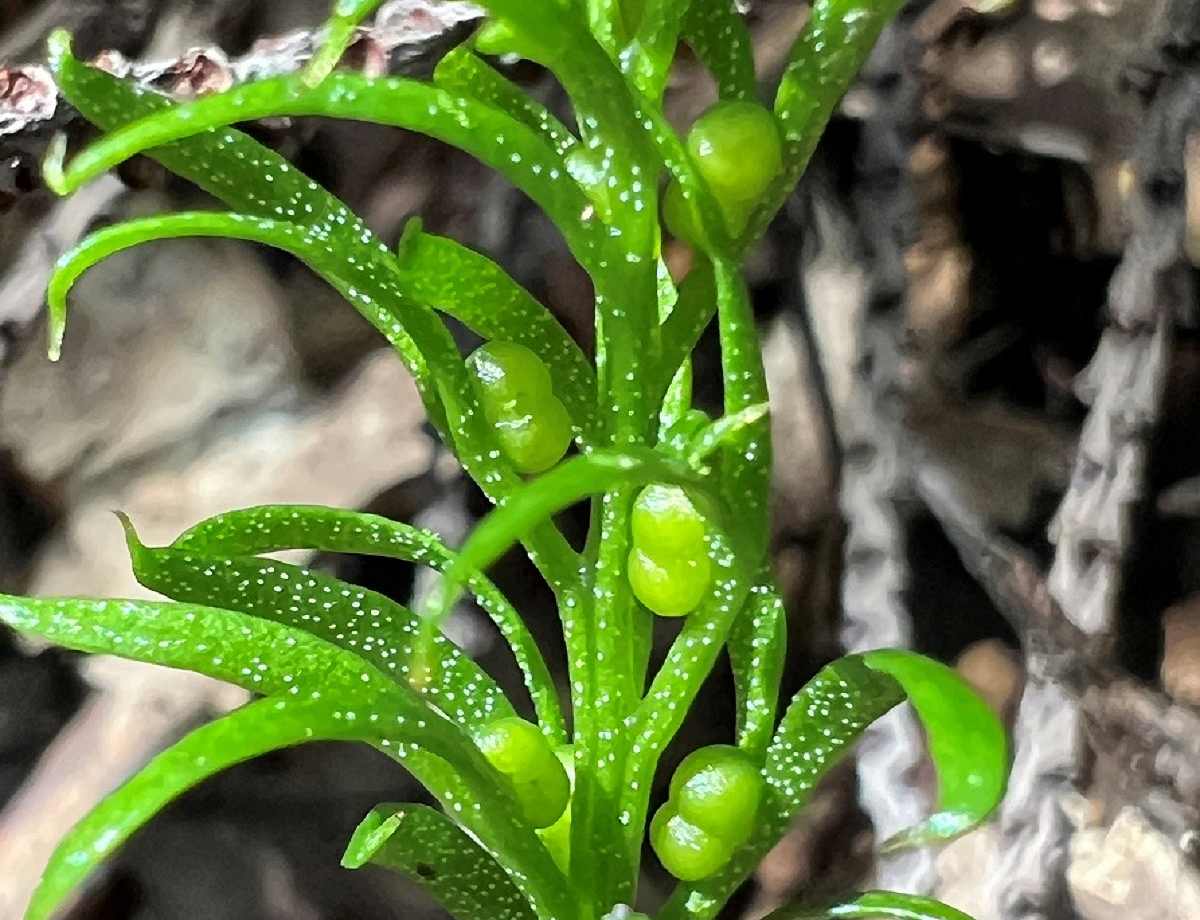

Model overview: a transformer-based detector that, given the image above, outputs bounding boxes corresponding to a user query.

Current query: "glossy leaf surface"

[122,522,516,731]
[343,803,537,920]
[172,503,565,739]
[681,0,756,101]
[863,649,1008,848]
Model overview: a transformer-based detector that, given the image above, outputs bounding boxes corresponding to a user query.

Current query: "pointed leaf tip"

[46,29,73,68]
[42,132,69,196]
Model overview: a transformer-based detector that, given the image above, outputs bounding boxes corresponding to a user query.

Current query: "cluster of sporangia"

[463,99,783,882]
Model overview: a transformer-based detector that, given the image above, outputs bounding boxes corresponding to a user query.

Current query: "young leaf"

[303,0,388,86]
[681,0,756,101]
[764,890,977,920]
[121,521,517,732]
[863,649,1009,848]
[659,359,693,428]
[171,503,566,741]
[434,46,577,156]
[624,0,690,100]
[656,259,716,400]
[712,257,771,565]
[727,582,786,757]
[342,803,537,920]
[686,402,770,468]
[740,0,904,248]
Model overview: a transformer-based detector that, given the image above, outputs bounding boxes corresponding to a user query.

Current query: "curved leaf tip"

[862,649,1008,850]
[341,805,402,869]
[45,28,73,72]
[42,131,69,199]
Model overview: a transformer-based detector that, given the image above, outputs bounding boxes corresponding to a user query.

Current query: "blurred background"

[2,0,1200,917]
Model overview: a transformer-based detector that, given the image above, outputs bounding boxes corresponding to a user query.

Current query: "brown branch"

[836,13,939,895]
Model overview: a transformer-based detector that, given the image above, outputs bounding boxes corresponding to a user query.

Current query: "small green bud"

[627,545,711,617]
[650,802,734,881]
[536,745,574,873]
[493,395,573,475]
[686,102,783,206]
[632,485,707,557]
[467,341,573,474]
[670,744,763,844]
[467,341,553,419]
[475,718,570,828]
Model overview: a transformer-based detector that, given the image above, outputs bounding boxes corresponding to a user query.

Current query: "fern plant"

[0,2,1007,919]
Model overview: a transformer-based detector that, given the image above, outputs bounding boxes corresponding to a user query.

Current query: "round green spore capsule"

[669,744,763,844]
[475,717,570,828]
[467,341,572,474]
[686,101,783,206]
[467,341,553,419]
[536,746,574,873]
[627,546,711,617]
[632,485,707,557]
[493,396,573,475]
[650,802,734,881]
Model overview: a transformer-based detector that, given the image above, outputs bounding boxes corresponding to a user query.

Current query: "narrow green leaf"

[23,687,570,920]
[303,0,389,86]
[681,0,756,101]
[741,0,903,248]
[727,582,786,757]
[343,803,537,920]
[686,402,770,468]
[657,656,905,920]
[121,520,517,732]
[765,890,977,920]
[434,46,577,156]
[586,0,628,58]
[45,33,449,422]
[657,259,715,401]
[712,257,771,565]
[0,592,390,701]
[624,0,691,100]
[171,503,566,741]
[659,359,693,434]
[863,649,1008,848]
